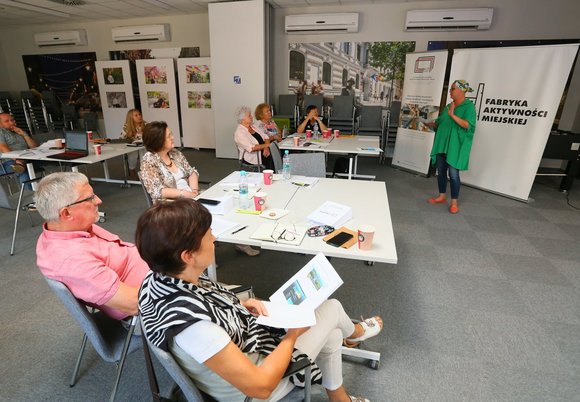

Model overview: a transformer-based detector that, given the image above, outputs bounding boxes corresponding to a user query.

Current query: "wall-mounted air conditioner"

[34,30,87,47]
[285,13,359,34]
[112,24,170,43]
[405,8,493,31]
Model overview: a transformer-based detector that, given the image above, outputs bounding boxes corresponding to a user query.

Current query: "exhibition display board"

[135,58,181,147]
[95,60,134,139]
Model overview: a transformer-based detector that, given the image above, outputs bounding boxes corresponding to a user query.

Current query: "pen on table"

[231,225,248,235]
[292,182,309,187]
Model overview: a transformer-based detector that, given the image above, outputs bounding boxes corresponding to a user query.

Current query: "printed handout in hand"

[269,252,343,310]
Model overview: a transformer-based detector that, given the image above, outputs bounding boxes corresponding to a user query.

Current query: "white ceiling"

[0,0,449,26]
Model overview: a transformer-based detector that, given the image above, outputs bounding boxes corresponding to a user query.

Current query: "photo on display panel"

[103,67,124,85]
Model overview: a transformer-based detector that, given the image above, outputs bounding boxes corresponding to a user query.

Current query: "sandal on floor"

[427,197,446,204]
[344,316,383,348]
[349,396,370,402]
[449,204,459,214]
[234,244,260,257]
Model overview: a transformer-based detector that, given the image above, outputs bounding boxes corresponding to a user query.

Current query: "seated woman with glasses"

[234,106,274,170]
[136,199,382,402]
[139,121,200,202]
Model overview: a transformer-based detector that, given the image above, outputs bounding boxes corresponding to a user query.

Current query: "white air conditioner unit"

[34,30,87,47]
[285,13,359,34]
[405,8,493,31]
[112,24,170,43]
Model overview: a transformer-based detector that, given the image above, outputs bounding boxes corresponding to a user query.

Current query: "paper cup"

[54,138,63,148]
[306,130,312,138]
[334,129,340,138]
[253,191,267,211]
[87,131,93,140]
[293,136,299,146]
[263,169,274,185]
[357,224,375,250]
[93,144,102,155]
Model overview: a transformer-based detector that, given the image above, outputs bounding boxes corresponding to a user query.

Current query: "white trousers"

[295,299,355,391]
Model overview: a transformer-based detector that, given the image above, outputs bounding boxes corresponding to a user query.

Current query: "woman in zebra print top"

[136,199,381,402]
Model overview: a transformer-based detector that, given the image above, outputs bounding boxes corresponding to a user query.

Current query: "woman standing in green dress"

[428,80,477,214]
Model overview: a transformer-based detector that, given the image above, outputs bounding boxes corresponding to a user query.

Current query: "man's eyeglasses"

[65,194,97,208]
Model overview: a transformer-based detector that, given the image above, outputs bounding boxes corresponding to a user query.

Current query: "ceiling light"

[0,0,70,17]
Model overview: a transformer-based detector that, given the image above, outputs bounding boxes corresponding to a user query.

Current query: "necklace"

[161,155,173,167]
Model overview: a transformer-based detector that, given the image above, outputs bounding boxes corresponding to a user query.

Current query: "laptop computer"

[47,131,89,160]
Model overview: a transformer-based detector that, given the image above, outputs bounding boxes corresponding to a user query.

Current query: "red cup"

[293,136,299,146]
[306,130,312,138]
[253,192,267,211]
[263,169,273,185]
[93,144,102,155]
[87,131,93,140]
[334,129,340,138]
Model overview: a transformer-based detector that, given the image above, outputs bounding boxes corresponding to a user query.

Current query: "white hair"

[35,172,89,222]
[235,106,252,124]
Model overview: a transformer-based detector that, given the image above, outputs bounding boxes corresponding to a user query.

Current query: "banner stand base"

[391,164,429,178]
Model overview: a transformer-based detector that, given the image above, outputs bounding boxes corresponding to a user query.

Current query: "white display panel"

[135,58,181,146]
[177,57,215,148]
[95,60,134,139]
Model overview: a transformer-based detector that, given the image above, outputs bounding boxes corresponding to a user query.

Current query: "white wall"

[0,13,210,94]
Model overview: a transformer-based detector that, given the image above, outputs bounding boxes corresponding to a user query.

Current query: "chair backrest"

[137,171,154,207]
[389,101,401,126]
[288,153,326,178]
[269,142,283,174]
[45,277,139,363]
[303,95,324,115]
[331,96,355,118]
[142,329,207,402]
[277,94,297,116]
[0,173,33,209]
[239,150,263,173]
[359,106,384,129]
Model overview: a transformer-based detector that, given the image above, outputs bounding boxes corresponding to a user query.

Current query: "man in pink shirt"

[35,172,149,320]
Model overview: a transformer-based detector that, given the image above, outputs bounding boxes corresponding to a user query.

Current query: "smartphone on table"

[325,231,353,247]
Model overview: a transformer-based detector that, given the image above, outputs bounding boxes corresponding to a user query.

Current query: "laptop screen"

[64,131,88,153]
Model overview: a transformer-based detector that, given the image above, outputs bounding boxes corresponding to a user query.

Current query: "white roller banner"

[393,51,448,174]
[450,44,579,201]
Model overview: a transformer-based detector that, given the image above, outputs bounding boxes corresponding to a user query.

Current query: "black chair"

[357,106,385,137]
[276,94,299,131]
[329,96,356,134]
[387,101,401,147]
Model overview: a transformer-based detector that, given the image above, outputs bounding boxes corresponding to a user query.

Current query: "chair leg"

[304,365,311,402]
[109,316,138,402]
[70,334,88,387]
[10,183,26,256]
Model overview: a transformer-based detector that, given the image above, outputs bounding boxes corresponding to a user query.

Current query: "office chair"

[357,106,385,137]
[44,278,141,402]
[269,142,283,173]
[239,150,265,173]
[329,95,356,134]
[288,153,327,178]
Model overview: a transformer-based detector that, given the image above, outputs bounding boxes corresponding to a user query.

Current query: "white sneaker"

[234,244,260,257]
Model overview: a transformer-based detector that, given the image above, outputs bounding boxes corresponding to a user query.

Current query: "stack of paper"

[307,201,352,227]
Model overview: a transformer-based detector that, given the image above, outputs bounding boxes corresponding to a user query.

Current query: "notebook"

[47,131,89,160]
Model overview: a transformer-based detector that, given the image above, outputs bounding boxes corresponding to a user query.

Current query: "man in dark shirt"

[297,105,328,134]
[0,112,38,185]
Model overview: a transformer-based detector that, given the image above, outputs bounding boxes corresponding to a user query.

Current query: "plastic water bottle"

[313,121,320,139]
[239,170,250,209]
[282,150,291,180]
[282,125,288,138]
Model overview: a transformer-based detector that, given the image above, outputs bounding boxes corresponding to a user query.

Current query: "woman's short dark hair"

[135,199,212,276]
[143,121,168,153]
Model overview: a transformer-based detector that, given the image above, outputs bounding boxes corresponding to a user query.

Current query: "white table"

[1,143,143,187]
[278,135,382,180]
[203,171,397,368]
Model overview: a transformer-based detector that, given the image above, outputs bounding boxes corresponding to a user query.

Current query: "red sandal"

[449,204,459,214]
[427,197,446,204]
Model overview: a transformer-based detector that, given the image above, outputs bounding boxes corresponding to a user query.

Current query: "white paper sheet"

[210,216,242,238]
[255,301,316,328]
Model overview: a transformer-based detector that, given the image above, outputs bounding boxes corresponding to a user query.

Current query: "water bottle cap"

[285,150,289,155]
[240,170,247,176]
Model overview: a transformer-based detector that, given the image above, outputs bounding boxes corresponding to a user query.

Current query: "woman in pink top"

[233,106,274,170]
